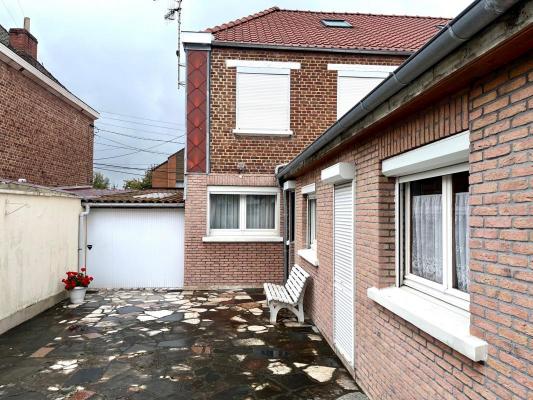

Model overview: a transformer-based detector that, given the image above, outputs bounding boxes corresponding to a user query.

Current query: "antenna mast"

[164,0,184,89]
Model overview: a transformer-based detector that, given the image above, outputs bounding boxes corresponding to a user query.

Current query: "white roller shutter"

[236,68,290,133]
[87,208,184,288]
[337,76,384,119]
[333,182,355,366]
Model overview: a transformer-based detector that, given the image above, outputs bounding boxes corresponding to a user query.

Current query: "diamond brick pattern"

[186,50,208,173]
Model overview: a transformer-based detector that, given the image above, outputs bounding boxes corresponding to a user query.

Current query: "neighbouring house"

[275,0,532,398]
[0,18,98,187]
[182,7,449,288]
[152,148,185,188]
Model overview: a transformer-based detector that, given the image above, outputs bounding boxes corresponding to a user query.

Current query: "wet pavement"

[0,289,367,399]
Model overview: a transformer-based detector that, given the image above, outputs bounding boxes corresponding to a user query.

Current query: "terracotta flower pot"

[69,287,87,304]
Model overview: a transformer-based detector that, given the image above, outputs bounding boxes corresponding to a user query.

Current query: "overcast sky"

[0,0,471,187]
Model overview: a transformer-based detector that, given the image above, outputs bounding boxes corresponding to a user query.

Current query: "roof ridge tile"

[275,9,451,20]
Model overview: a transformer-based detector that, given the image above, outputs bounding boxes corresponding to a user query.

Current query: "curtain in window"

[210,194,240,229]
[411,194,443,283]
[246,195,275,229]
[455,192,470,292]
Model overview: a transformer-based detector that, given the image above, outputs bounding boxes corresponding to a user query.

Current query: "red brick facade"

[184,46,406,287]
[209,48,405,174]
[0,60,94,187]
[292,52,532,399]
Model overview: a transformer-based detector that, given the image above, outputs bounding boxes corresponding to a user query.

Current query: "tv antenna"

[164,0,185,89]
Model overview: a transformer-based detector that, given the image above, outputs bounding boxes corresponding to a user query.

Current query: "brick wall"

[184,173,285,287]
[0,61,94,186]
[293,54,532,399]
[209,47,406,174]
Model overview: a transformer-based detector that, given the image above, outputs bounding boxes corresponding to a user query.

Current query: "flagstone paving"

[0,289,367,399]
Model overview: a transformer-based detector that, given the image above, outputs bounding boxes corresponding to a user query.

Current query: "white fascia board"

[382,131,470,177]
[321,162,355,185]
[182,31,214,45]
[301,183,316,195]
[328,63,397,78]
[0,43,99,119]
[367,286,488,362]
[283,180,296,191]
[226,59,301,70]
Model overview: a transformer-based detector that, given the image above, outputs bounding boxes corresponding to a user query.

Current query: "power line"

[16,0,24,19]
[94,163,157,171]
[1,0,18,25]
[101,110,182,126]
[95,127,184,143]
[98,116,183,131]
[94,167,146,177]
[95,134,181,153]
[96,121,183,136]
[93,134,179,160]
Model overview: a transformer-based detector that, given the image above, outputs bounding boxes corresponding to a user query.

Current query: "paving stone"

[336,393,369,400]
[0,288,366,399]
[67,390,96,400]
[29,346,54,358]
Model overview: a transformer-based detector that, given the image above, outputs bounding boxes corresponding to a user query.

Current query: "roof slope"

[0,24,62,85]
[87,188,184,204]
[206,7,450,52]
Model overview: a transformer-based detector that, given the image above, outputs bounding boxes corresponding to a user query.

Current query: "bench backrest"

[285,264,310,304]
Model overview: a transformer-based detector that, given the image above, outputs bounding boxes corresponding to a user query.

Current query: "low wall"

[0,183,81,334]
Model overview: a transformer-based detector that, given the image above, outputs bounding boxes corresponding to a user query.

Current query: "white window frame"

[226,60,300,136]
[307,193,317,250]
[398,163,470,310]
[206,186,280,238]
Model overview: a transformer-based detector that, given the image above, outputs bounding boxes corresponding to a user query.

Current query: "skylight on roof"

[321,19,352,28]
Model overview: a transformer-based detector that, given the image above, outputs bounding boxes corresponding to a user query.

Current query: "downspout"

[78,203,90,272]
[275,164,289,282]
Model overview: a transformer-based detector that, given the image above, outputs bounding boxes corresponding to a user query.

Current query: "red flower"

[81,267,86,272]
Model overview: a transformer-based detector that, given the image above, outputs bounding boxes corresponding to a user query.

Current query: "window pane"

[410,177,443,284]
[308,198,317,246]
[453,172,470,292]
[210,194,240,229]
[246,195,276,229]
[289,191,295,242]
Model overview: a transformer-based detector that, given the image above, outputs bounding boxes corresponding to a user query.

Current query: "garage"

[83,190,184,288]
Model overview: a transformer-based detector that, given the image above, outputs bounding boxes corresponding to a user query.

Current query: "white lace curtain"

[246,195,275,229]
[210,194,239,229]
[411,194,443,284]
[455,192,470,292]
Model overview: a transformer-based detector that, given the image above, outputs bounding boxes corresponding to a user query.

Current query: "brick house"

[276,0,532,398]
[182,7,448,287]
[0,18,98,187]
[152,148,185,188]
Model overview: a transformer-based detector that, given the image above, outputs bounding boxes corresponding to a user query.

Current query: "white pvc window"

[207,186,280,237]
[400,168,470,310]
[234,67,291,135]
[307,194,317,250]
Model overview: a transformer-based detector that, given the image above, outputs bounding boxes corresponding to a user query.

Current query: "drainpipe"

[78,203,90,272]
[275,164,289,282]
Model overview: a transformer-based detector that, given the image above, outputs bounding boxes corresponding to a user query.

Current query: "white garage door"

[86,208,184,288]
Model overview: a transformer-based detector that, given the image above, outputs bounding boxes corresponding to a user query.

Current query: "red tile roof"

[206,7,450,53]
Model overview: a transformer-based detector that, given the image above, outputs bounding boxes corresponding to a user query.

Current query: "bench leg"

[295,301,304,323]
[269,302,283,324]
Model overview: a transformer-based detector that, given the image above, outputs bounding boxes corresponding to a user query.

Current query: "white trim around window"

[226,60,301,70]
[327,63,397,78]
[204,186,281,242]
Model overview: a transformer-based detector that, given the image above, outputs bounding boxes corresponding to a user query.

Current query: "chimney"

[9,17,38,59]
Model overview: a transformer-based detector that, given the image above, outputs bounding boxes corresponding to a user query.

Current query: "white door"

[333,182,355,366]
[86,208,184,288]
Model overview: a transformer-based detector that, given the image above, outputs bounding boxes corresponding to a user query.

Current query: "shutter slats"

[337,76,384,119]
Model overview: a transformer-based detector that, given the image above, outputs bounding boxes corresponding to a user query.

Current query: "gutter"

[212,41,414,57]
[276,0,520,182]
[78,204,90,272]
[84,202,184,208]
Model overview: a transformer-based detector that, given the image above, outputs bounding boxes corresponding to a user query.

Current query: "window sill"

[233,128,293,137]
[202,236,283,243]
[367,286,487,362]
[297,248,319,267]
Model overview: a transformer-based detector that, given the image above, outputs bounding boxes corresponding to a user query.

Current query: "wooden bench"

[264,264,310,324]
